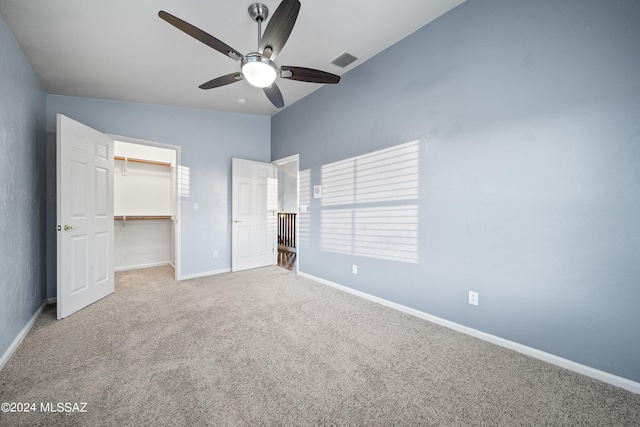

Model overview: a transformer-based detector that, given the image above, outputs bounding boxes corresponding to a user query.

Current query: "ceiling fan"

[159,0,340,109]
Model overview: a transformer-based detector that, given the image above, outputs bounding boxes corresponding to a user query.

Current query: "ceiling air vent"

[331,52,358,68]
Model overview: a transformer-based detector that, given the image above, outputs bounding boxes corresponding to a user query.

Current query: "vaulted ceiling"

[0,0,465,115]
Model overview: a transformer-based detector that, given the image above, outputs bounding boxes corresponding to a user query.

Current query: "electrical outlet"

[469,291,479,306]
[352,264,358,274]
[213,251,218,258]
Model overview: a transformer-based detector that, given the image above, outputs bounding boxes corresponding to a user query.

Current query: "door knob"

[64,224,79,231]
[233,220,242,223]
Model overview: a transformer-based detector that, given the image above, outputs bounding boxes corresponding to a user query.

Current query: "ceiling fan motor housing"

[248,3,269,22]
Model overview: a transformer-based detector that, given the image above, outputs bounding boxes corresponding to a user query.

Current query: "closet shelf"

[114,156,172,167]
[114,215,172,221]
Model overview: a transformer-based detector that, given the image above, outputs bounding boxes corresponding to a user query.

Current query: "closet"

[114,140,177,272]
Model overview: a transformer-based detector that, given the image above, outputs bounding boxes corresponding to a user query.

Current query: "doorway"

[111,135,181,280]
[56,115,182,319]
[273,155,299,272]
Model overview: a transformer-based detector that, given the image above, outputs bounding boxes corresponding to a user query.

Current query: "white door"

[57,115,114,319]
[232,158,277,272]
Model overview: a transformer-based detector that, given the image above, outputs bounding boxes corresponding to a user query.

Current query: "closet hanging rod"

[114,215,173,221]
[114,156,172,167]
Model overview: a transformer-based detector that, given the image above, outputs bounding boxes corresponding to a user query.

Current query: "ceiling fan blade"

[159,11,244,61]
[280,66,340,84]
[259,0,301,60]
[263,83,285,108]
[199,73,243,90]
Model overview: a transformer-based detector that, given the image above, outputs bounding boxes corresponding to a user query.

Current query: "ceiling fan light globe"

[241,54,277,88]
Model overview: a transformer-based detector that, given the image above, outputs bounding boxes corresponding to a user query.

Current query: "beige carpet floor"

[1,265,639,426]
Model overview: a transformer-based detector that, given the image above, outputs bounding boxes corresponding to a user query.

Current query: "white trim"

[299,272,640,395]
[272,153,299,166]
[114,261,172,272]
[47,298,57,304]
[179,268,231,281]
[0,301,47,372]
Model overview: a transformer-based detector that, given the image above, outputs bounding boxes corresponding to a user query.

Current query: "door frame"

[109,134,182,280]
[272,154,299,274]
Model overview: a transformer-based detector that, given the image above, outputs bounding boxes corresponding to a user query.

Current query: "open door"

[57,115,114,319]
[231,158,277,272]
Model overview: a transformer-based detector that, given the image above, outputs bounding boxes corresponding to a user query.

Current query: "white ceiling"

[0,0,464,116]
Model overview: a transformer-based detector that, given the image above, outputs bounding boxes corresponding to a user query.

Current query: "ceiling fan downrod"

[248,3,269,49]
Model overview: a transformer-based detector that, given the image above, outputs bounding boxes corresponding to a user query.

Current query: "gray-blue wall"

[271,0,640,382]
[0,15,47,359]
[45,95,271,295]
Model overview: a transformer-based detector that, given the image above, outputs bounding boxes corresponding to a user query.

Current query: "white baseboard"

[179,268,231,281]
[298,272,640,395]
[0,301,47,372]
[47,297,57,304]
[115,261,172,272]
